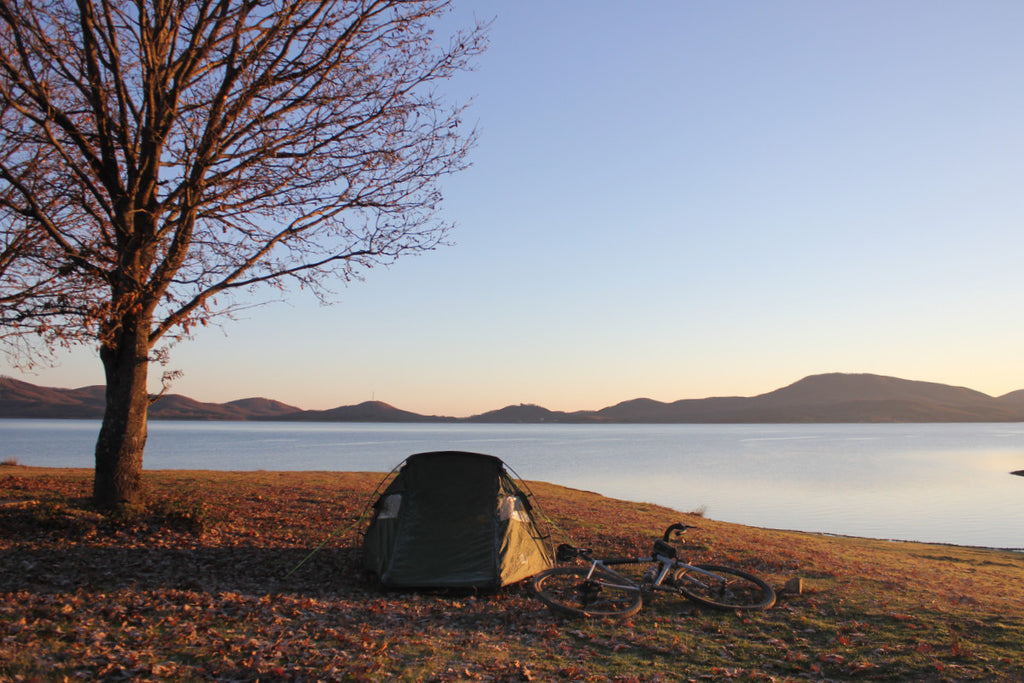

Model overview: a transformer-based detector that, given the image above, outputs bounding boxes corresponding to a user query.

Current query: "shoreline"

[3,463,1022,553]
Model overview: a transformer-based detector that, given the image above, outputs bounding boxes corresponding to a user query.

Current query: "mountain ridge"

[3,372,1024,423]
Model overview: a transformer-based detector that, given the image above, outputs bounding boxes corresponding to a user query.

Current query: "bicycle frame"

[534,523,777,616]
[576,551,718,595]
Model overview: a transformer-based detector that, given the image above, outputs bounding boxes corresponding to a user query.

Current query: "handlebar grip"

[663,522,696,541]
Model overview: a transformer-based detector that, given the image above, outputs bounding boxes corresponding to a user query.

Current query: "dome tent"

[362,451,553,589]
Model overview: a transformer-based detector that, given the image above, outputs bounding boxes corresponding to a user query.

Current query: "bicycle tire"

[532,566,643,618]
[671,564,776,611]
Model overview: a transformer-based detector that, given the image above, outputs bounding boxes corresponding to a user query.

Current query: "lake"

[3,420,1023,549]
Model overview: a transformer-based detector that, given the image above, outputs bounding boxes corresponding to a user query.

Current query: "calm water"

[3,420,1023,549]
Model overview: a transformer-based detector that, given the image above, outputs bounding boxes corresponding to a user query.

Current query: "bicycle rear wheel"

[672,564,776,611]
[532,567,642,618]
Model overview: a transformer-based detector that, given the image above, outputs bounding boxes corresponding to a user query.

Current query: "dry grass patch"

[2,467,1023,681]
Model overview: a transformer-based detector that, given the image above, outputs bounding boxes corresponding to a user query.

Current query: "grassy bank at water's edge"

[2,466,1024,681]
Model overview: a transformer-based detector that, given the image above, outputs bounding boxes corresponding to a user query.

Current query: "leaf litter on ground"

[2,466,1024,681]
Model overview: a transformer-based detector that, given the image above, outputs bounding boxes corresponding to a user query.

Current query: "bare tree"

[1,216,98,367]
[0,0,486,507]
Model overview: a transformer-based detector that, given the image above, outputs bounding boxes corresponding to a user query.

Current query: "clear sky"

[5,0,1024,417]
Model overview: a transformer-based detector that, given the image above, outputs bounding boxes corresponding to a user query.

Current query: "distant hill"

[996,389,1024,409]
[151,395,306,421]
[224,397,304,418]
[596,373,1024,423]
[277,400,453,423]
[0,377,301,421]
[460,403,598,423]
[0,380,108,419]
[4,372,1024,423]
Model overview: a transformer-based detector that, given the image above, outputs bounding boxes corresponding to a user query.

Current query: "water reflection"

[2,420,1023,548]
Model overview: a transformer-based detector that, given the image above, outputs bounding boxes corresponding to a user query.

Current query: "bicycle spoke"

[532,567,642,618]
[672,564,776,611]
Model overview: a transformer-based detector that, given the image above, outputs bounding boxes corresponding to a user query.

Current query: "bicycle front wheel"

[672,564,776,611]
[532,567,643,618]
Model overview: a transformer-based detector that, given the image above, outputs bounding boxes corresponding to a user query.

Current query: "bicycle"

[532,523,776,618]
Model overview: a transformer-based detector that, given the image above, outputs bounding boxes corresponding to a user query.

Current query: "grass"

[2,467,1024,681]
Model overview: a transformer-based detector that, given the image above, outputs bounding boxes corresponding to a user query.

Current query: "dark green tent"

[362,451,553,589]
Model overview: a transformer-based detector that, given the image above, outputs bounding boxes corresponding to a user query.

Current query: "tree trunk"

[93,314,151,508]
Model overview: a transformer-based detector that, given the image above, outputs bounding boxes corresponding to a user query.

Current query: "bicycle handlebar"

[556,524,696,562]
[662,522,697,541]
[556,543,590,562]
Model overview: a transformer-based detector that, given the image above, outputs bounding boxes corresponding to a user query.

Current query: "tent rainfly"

[362,451,553,589]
